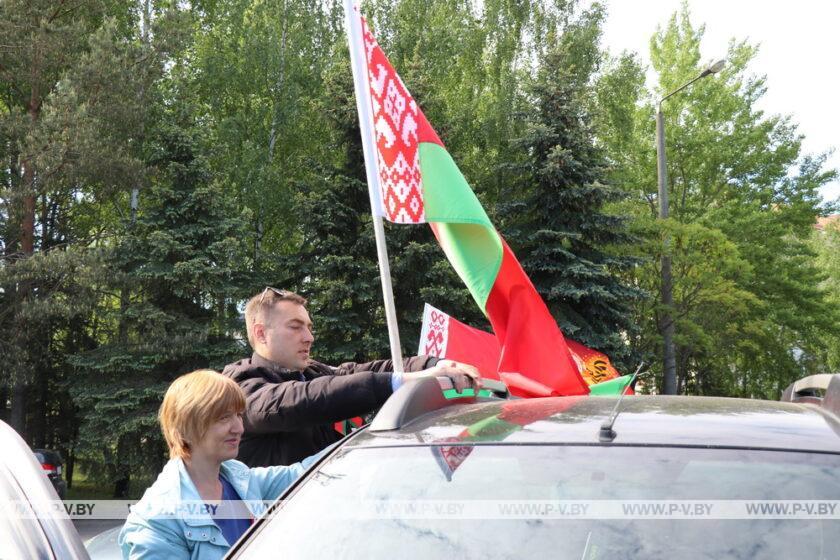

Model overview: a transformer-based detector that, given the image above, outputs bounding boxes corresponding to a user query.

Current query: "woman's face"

[190,410,244,464]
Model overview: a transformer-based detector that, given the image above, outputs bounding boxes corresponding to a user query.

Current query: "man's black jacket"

[222,353,439,467]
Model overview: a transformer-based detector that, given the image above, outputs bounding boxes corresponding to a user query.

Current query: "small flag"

[419,303,628,393]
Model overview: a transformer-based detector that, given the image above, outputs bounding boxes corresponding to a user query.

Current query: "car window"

[234,445,840,560]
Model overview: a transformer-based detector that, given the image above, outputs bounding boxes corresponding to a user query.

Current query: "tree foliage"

[1,0,838,494]
[595,5,837,395]
[499,4,642,366]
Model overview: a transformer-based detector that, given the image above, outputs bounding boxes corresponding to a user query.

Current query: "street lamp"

[655,59,724,395]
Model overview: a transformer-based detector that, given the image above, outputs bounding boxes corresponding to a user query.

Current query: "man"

[223,287,478,467]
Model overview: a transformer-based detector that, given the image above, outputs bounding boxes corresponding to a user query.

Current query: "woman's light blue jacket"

[119,453,321,560]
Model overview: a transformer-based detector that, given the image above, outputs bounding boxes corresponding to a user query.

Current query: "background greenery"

[1,0,837,496]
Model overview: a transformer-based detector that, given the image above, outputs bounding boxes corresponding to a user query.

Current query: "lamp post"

[656,59,724,395]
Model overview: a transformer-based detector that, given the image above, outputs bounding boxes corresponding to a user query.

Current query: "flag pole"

[344,0,404,372]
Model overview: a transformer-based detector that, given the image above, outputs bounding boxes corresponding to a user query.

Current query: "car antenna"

[599,362,645,443]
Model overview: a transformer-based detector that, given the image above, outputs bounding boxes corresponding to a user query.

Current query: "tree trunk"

[10,384,27,437]
[12,161,37,433]
[254,0,288,264]
[12,67,43,437]
[113,476,130,498]
[32,364,48,448]
[0,387,8,422]
[21,84,39,257]
[66,447,75,489]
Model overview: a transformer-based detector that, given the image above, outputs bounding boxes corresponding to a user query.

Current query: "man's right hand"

[403,360,481,393]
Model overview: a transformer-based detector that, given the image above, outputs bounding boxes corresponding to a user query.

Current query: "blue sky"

[597,0,839,205]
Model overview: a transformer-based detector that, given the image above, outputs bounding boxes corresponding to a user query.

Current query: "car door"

[0,420,89,560]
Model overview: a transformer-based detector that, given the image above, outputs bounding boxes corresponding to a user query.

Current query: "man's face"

[256,301,315,370]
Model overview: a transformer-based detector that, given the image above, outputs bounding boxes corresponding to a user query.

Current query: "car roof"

[33,449,64,463]
[347,395,840,454]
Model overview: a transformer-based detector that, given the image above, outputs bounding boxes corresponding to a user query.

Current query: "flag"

[566,338,622,386]
[431,397,586,480]
[334,416,364,436]
[418,304,501,379]
[351,10,588,397]
[589,375,636,396]
[419,303,628,392]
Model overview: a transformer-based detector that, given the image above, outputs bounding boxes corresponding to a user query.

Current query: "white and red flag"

[419,304,626,391]
[345,2,589,397]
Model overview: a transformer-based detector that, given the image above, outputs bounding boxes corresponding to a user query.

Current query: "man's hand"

[403,359,481,393]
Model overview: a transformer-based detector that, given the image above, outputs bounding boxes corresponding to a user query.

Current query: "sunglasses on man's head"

[258,287,290,305]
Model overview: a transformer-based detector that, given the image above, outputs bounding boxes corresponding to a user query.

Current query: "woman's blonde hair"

[159,370,246,459]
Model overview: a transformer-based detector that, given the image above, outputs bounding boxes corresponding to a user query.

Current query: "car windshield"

[234,445,840,560]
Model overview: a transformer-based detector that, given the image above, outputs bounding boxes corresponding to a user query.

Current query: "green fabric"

[419,142,502,310]
[589,375,635,396]
[442,387,496,399]
[462,415,521,441]
[445,376,634,398]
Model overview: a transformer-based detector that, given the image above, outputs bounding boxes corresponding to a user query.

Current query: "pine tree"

[500,6,642,366]
[0,0,113,435]
[71,99,253,495]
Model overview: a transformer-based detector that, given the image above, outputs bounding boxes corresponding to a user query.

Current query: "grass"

[65,466,156,500]
[66,470,112,500]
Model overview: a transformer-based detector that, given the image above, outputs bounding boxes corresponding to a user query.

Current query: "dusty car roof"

[348,395,840,454]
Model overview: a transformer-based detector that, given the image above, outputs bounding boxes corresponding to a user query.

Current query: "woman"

[120,370,324,559]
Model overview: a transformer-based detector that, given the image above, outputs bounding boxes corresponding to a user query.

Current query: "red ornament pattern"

[423,308,450,358]
[362,18,425,223]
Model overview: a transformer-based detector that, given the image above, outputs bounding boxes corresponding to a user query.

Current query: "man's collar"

[251,351,294,373]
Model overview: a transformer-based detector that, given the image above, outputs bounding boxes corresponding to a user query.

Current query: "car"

[0,420,89,559]
[225,374,840,560]
[83,524,121,560]
[33,448,68,500]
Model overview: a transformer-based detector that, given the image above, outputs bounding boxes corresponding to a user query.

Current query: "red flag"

[348,7,588,396]
[420,304,622,392]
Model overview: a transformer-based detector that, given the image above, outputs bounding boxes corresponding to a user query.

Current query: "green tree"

[808,220,840,372]
[0,2,197,483]
[500,4,642,366]
[279,43,386,362]
[0,0,115,435]
[0,1,155,461]
[190,0,340,269]
[595,5,837,395]
[71,96,253,495]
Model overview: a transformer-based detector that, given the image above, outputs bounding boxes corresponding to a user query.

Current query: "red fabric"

[485,240,590,397]
[497,397,585,426]
[333,416,364,435]
[422,303,620,398]
[441,317,503,378]
[565,338,621,385]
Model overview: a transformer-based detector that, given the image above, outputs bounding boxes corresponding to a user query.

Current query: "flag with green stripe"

[356,14,588,397]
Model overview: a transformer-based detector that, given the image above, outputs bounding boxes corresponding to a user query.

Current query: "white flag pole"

[344,0,404,372]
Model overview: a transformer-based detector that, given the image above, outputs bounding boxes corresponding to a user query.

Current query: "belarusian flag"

[419,303,631,394]
[432,398,586,479]
[352,11,588,397]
